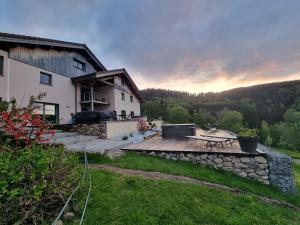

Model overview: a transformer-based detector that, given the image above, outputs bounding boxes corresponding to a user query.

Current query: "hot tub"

[162,123,196,138]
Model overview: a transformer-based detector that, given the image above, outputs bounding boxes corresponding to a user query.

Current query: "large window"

[32,102,59,123]
[73,58,86,71]
[0,56,3,76]
[40,72,52,85]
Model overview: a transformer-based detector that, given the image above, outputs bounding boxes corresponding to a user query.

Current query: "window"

[121,78,125,86]
[73,58,86,71]
[40,72,52,85]
[32,102,59,123]
[121,92,125,101]
[130,111,134,118]
[0,56,3,76]
[130,95,133,102]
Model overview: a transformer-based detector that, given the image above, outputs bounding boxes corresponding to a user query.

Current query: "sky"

[1,0,300,93]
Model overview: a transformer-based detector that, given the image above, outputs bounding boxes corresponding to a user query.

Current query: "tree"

[218,110,244,133]
[141,100,166,120]
[260,120,272,146]
[167,106,191,124]
[193,111,216,129]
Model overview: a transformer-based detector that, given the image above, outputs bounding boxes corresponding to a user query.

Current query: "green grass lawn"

[69,169,300,225]
[80,152,300,207]
[275,148,300,160]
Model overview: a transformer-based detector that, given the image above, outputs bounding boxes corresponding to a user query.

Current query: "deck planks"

[123,135,243,153]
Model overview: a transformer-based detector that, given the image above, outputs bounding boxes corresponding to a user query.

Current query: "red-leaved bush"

[0,98,55,145]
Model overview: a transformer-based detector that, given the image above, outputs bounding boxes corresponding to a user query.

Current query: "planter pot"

[237,136,258,153]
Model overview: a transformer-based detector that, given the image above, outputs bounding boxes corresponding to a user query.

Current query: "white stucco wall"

[7,59,76,124]
[106,120,139,138]
[113,76,141,117]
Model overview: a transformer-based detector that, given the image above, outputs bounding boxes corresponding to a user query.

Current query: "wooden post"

[90,86,94,111]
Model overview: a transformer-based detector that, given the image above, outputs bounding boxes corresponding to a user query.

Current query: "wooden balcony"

[80,92,110,105]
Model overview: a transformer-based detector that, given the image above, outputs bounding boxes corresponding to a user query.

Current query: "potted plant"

[237,128,258,153]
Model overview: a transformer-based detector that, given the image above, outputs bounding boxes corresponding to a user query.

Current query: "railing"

[80,92,109,104]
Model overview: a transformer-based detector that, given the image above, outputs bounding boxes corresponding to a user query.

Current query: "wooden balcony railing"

[80,92,109,104]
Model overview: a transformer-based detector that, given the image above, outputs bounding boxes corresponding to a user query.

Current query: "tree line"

[141,80,300,151]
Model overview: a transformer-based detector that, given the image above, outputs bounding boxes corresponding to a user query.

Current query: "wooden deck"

[123,135,243,154]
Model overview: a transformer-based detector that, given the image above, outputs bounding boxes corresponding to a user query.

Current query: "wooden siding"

[9,46,96,77]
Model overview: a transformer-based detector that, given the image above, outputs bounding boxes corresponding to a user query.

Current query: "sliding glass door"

[32,102,59,124]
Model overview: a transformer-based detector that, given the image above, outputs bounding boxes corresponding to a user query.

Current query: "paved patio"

[45,130,157,155]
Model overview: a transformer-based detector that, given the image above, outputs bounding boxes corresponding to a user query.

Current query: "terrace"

[123,128,261,155]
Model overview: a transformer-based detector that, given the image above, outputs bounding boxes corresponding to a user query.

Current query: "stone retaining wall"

[145,147,296,194]
[258,144,296,193]
[148,151,270,184]
[71,123,107,139]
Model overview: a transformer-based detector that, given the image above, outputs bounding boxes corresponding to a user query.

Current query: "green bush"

[0,144,82,225]
[238,128,257,138]
[219,110,244,133]
[167,106,191,124]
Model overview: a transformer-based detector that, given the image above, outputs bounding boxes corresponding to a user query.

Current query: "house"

[0,32,143,124]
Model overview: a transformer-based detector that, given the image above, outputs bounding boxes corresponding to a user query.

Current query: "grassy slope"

[81,152,300,207]
[69,170,300,225]
[275,148,300,160]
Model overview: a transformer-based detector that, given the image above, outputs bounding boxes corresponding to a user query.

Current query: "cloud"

[1,0,300,92]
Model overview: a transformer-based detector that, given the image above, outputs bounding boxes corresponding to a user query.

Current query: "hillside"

[141,80,300,125]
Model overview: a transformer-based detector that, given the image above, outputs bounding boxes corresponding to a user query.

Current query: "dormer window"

[73,58,86,71]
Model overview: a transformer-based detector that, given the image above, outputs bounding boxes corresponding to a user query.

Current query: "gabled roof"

[72,68,144,102]
[0,32,106,71]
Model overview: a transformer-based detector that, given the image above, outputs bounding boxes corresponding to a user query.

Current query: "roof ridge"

[0,32,85,46]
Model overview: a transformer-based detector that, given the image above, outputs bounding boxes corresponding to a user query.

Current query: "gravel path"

[90,164,300,211]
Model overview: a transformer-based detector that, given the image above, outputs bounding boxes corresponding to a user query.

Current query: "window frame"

[73,58,86,72]
[0,55,4,76]
[40,72,52,86]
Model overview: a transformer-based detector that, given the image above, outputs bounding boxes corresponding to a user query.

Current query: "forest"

[141,80,300,151]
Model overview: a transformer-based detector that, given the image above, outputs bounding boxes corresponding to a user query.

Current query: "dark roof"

[0,32,106,71]
[72,68,144,102]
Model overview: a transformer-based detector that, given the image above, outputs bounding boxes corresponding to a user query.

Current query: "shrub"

[0,97,54,146]
[238,128,257,138]
[0,144,81,225]
[219,110,244,133]
[167,106,191,124]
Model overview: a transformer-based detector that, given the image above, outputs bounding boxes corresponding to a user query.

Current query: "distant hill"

[141,80,300,125]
